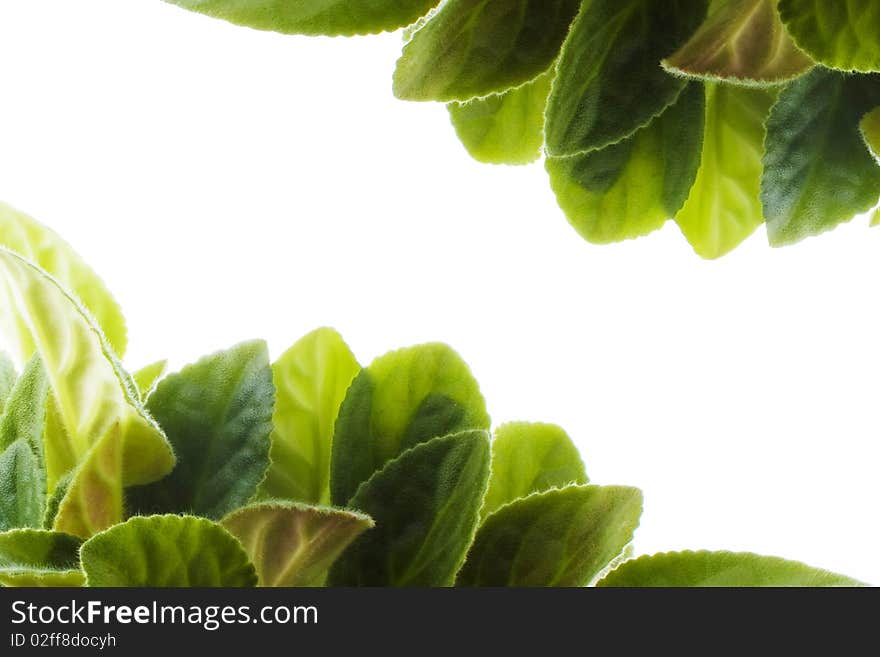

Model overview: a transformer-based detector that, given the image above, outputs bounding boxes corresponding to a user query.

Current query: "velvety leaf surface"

[676,83,775,258]
[162,0,443,36]
[393,0,578,101]
[330,343,489,506]
[0,353,15,415]
[863,107,880,159]
[0,249,174,523]
[0,202,127,358]
[778,0,880,73]
[545,0,708,156]
[762,69,880,245]
[222,502,373,586]
[547,83,704,244]
[482,422,587,520]
[0,529,84,587]
[457,485,642,586]
[0,357,49,530]
[81,515,257,587]
[448,70,552,165]
[132,360,168,401]
[127,341,274,520]
[664,0,813,84]
[261,328,359,505]
[598,550,865,586]
[329,430,490,586]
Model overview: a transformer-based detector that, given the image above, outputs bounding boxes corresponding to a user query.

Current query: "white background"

[1,1,878,583]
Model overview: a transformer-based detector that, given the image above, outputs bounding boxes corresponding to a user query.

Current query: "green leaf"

[222,502,373,587]
[330,343,489,506]
[762,69,880,245]
[675,82,775,258]
[664,0,814,84]
[81,515,257,587]
[260,328,360,505]
[0,529,84,587]
[546,83,705,244]
[778,0,880,73]
[457,485,642,586]
[0,353,15,415]
[42,472,72,530]
[127,341,274,520]
[329,430,490,586]
[162,0,443,36]
[0,357,49,530]
[597,550,865,586]
[482,422,587,520]
[0,202,127,358]
[393,0,579,101]
[0,249,174,533]
[545,0,708,157]
[872,207,880,227]
[132,360,168,401]
[448,70,552,166]
[863,107,880,160]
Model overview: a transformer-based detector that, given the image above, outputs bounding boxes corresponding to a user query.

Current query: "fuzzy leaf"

[482,422,587,520]
[0,357,49,530]
[330,343,489,506]
[675,83,775,258]
[457,485,641,586]
[329,430,490,586]
[261,328,360,505]
[778,0,880,73]
[545,0,708,157]
[162,0,443,36]
[762,69,880,245]
[664,0,813,85]
[598,550,865,586]
[863,107,880,160]
[127,341,274,520]
[0,202,127,358]
[222,502,373,587]
[0,353,15,415]
[81,515,257,587]
[447,70,552,166]
[0,529,84,587]
[0,249,174,505]
[132,360,168,401]
[547,83,704,244]
[393,0,578,101]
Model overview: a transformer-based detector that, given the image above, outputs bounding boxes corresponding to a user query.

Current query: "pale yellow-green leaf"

[863,107,880,160]
[0,249,174,537]
[132,360,168,401]
[675,83,775,258]
[0,202,127,358]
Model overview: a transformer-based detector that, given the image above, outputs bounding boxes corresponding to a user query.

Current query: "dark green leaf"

[393,0,579,101]
[762,69,880,245]
[330,343,489,505]
[778,0,880,73]
[222,502,373,586]
[547,82,704,244]
[127,341,274,520]
[545,0,708,156]
[448,70,553,165]
[0,529,83,587]
[329,430,490,586]
[482,422,587,520]
[81,515,257,587]
[664,0,814,85]
[598,550,865,586]
[162,0,443,36]
[457,485,642,586]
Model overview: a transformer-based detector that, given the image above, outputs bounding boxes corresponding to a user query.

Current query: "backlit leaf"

[0,529,84,587]
[132,360,168,401]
